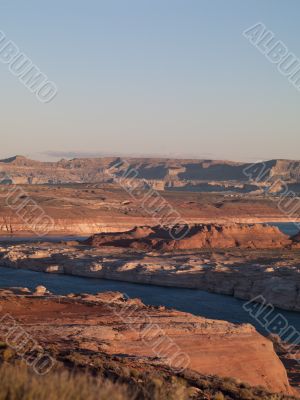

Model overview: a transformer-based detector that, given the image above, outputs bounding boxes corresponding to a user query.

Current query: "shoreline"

[0,219,298,238]
[1,242,300,312]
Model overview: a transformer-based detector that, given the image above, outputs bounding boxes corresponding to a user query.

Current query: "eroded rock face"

[0,182,299,236]
[3,243,300,311]
[0,290,294,395]
[1,156,300,192]
[86,223,291,250]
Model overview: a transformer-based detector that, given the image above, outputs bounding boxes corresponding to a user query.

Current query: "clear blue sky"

[0,0,299,161]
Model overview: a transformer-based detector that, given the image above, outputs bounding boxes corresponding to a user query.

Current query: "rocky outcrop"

[86,223,292,250]
[0,289,294,395]
[33,285,49,296]
[2,243,300,311]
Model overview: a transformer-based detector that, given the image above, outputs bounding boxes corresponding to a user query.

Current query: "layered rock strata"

[0,288,294,395]
[86,223,292,250]
[2,242,300,311]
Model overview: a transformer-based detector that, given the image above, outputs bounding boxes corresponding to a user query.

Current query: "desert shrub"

[129,368,140,378]
[2,348,296,400]
[238,388,257,399]
[150,378,188,400]
[0,363,129,400]
[214,392,225,400]
[2,347,15,362]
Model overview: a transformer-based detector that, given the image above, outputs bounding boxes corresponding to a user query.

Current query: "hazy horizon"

[1,0,300,161]
[1,151,299,164]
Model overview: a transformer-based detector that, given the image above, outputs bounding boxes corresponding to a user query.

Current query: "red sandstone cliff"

[0,289,295,395]
[86,223,292,250]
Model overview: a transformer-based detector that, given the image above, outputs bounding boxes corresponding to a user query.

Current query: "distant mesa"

[1,155,300,194]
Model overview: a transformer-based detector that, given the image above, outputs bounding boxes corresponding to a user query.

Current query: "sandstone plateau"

[0,288,295,396]
[0,182,298,236]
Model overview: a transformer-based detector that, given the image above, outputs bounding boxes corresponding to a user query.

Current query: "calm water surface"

[0,222,299,335]
[1,266,300,336]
